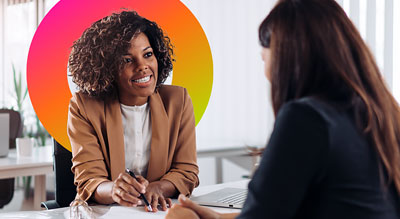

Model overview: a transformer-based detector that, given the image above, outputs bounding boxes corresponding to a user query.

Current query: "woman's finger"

[121,173,146,194]
[116,180,141,198]
[113,190,139,207]
[166,198,172,208]
[159,196,168,211]
[112,179,142,206]
[144,193,153,212]
[151,195,158,212]
[118,188,142,205]
[136,175,149,187]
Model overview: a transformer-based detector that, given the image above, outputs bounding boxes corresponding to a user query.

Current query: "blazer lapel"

[147,92,169,182]
[105,97,125,180]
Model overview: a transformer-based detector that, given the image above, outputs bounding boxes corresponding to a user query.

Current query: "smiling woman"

[117,33,159,106]
[67,10,199,212]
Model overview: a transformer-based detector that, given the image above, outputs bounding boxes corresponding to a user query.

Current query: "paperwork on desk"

[64,205,166,218]
[99,206,166,218]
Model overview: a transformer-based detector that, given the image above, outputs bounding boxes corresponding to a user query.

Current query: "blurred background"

[0,0,399,212]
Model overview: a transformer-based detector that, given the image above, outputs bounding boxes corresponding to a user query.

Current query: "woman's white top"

[120,102,152,177]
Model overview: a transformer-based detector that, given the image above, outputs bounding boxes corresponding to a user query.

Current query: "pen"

[125,168,153,212]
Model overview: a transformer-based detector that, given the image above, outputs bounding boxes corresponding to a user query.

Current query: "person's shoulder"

[155,85,192,112]
[157,85,189,101]
[288,97,341,126]
[70,91,105,110]
[278,97,320,116]
[158,85,186,95]
[277,97,331,128]
[71,91,102,102]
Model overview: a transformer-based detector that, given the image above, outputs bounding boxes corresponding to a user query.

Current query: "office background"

[0,0,399,211]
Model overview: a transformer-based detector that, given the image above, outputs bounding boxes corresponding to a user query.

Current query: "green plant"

[27,115,50,146]
[12,63,28,113]
[12,63,32,197]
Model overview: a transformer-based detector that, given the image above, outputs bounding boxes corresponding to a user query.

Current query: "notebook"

[0,113,10,157]
[190,188,247,209]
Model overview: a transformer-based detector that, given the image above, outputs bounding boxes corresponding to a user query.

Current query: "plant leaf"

[23,87,28,102]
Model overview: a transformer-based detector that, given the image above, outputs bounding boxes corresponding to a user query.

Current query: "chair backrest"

[0,109,23,149]
[53,139,76,207]
[0,178,14,209]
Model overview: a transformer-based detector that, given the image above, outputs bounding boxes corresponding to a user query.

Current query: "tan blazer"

[67,85,199,201]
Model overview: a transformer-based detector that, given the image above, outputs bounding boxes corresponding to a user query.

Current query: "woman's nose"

[135,59,148,72]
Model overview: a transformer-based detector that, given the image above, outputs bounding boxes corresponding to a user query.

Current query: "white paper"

[98,206,166,218]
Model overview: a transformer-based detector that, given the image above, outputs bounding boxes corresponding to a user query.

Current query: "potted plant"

[11,63,50,198]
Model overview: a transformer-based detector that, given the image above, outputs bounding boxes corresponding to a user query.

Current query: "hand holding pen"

[125,168,153,212]
[110,169,150,210]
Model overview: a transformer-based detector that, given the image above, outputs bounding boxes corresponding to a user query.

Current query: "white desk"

[0,180,249,218]
[0,145,53,210]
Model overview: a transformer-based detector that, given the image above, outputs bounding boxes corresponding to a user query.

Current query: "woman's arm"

[159,88,199,195]
[93,181,114,204]
[68,94,110,202]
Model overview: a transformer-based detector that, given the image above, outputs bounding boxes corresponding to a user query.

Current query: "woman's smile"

[131,74,154,87]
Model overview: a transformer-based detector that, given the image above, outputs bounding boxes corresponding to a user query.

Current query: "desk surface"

[0,145,53,210]
[0,180,249,219]
[0,145,53,178]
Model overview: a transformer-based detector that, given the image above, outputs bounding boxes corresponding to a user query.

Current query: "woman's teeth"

[133,76,151,83]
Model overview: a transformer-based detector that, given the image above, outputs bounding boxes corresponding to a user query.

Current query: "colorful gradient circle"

[27,0,213,151]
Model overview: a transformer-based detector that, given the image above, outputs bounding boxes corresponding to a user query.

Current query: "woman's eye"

[144,52,153,58]
[124,58,133,63]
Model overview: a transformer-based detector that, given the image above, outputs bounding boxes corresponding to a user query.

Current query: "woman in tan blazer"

[67,10,199,212]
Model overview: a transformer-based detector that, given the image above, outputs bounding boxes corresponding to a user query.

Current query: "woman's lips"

[131,75,153,87]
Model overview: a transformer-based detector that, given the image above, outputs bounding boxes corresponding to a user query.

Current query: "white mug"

[16,137,34,157]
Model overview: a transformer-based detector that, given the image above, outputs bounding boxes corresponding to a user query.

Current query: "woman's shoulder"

[156,85,190,102]
[70,91,107,111]
[281,97,341,124]
[157,85,187,95]
[71,91,104,103]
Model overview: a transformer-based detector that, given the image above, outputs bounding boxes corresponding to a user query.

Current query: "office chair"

[41,139,76,209]
[0,109,23,208]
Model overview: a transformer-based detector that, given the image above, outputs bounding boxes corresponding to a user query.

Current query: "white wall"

[181,0,275,151]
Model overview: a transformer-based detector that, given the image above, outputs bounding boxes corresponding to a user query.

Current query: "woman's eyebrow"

[142,46,152,51]
[122,46,152,56]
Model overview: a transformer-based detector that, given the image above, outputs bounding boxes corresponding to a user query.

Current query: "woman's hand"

[166,194,222,219]
[144,181,175,212]
[111,172,149,207]
[166,204,200,219]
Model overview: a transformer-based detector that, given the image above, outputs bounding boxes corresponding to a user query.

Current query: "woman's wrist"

[93,181,114,204]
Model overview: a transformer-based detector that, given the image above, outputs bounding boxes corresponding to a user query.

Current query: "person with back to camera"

[67,10,199,212]
[166,0,400,218]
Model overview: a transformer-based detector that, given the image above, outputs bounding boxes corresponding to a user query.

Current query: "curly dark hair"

[68,10,174,98]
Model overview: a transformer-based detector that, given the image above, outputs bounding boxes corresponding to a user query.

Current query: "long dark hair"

[259,0,400,194]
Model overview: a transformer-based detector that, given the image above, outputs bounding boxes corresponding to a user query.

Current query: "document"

[99,206,166,218]
[64,205,167,219]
